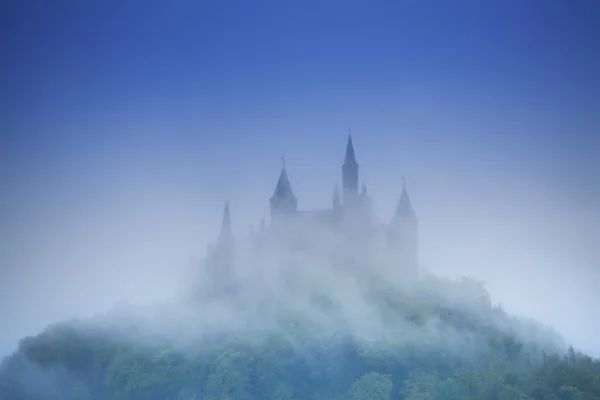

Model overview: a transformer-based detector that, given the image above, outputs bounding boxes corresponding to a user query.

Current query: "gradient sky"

[1,1,599,357]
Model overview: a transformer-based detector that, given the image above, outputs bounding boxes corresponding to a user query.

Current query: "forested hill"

[1,273,599,399]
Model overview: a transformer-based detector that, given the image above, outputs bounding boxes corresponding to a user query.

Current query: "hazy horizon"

[1,1,599,358]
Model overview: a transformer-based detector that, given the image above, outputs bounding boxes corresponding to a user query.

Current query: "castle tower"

[269,157,298,224]
[218,201,233,246]
[361,182,372,211]
[341,132,359,208]
[215,201,235,266]
[390,178,418,277]
[332,184,341,209]
[205,200,237,297]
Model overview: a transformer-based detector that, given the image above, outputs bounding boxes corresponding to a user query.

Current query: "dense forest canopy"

[1,230,599,399]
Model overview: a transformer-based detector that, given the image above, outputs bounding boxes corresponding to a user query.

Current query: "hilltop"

[2,201,598,399]
[1,268,599,400]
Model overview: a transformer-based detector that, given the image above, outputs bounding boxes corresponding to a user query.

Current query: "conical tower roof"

[219,201,231,234]
[344,132,357,165]
[395,178,416,218]
[272,157,296,199]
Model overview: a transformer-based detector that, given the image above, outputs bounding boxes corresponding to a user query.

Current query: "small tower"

[206,200,237,297]
[390,178,418,277]
[218,201,233,246]
[361,182,372,210]
[332,184,341,209]
[269,157,298,224]
[342,131,359,208]
[215,201,235,267]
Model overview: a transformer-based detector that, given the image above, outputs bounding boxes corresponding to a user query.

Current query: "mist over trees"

[2,218,599,399]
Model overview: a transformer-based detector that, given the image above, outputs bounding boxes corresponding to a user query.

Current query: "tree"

[348,372,393,400]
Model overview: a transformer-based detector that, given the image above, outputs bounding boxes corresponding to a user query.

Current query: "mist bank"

[2,266,598,400]
[2,217,597,399]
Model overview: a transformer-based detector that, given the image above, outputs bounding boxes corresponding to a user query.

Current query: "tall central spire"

[342,130,359,207]
[344,130,357,165]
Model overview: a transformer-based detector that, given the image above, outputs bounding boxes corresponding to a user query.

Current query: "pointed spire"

[222,201,231,230]
[272,157,295,199]
[220,201,231,234]
[344,130,357,165]
[395,177,416,218]
[333,184,341,208]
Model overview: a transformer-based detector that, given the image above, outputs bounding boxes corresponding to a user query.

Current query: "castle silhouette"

[202,133,419,295]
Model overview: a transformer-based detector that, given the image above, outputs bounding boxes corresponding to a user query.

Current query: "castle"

[203,133,419,294]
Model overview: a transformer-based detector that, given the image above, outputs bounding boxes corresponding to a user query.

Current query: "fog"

[13,209,567,362]
[1,151,599,359]
[2,6,599,399]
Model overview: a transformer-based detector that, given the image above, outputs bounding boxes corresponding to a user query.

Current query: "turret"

[269,157,298,223]
[215,201,235,264]
[361,182,372,210]
[332,184,341,209]
[393,178,416,221]
[390,178,418,277]
[341,132,359,208]
[205,201,236,297]
[218,201,233,245]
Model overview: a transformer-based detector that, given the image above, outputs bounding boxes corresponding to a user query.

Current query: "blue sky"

[1,1,599,356]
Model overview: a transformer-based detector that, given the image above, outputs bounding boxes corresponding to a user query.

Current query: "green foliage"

[1,276,599,400]
[348,372,393,400]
